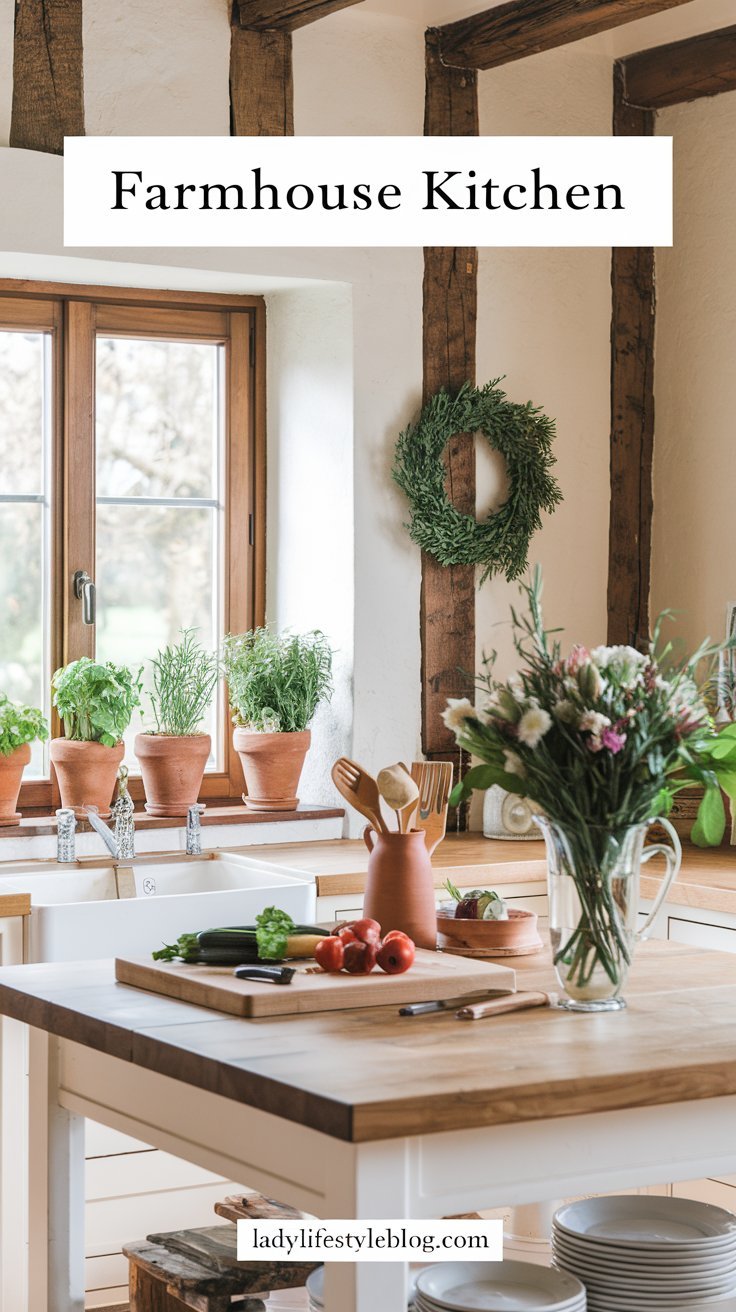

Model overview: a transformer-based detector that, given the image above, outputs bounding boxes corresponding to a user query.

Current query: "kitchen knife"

[456,990,559,1020]
[234,965,296,986]
[399,989,515,1016]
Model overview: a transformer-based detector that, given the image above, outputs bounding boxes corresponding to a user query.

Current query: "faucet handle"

[56,808,77,863]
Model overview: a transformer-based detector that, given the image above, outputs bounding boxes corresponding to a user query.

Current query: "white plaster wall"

[650,90,736,655]
[475,41,613,682]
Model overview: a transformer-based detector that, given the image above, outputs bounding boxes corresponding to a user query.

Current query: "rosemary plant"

[147,629,219,737]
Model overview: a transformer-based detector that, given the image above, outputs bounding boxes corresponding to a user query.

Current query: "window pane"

[96,338,219,499]
[0,332,44,495]
[0,330,51,780]
[95,503,220,767]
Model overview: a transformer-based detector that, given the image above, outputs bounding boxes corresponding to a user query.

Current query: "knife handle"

[456,991,556,1020]
[234,965,296,986]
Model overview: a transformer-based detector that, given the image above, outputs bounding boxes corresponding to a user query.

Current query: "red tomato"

[343,940,378,974]
[348,918,382,944]
[377,937,415,974]
[336,926,359,945]
[315,937,345,973]
[382,929,413,946]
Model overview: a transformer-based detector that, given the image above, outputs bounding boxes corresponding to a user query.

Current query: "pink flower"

[565,644,590,676]
[601,726,627,754]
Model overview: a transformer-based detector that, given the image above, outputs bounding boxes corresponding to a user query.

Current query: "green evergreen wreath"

[392,379,562,584]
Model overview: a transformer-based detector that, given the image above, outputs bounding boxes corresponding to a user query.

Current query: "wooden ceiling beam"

[622,24,736,109]
[10,0,84,155]
[435,0,696,72]
[236,0,364,32]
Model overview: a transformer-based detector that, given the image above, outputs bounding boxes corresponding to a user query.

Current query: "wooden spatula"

[411,760,454,854]
[331,757,388,834]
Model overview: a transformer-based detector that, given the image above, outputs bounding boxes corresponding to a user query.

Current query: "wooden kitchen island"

[3,939,736,1312]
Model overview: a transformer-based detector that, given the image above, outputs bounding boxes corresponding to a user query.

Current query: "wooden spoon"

[376,764,420,833]
[331,758,388,834]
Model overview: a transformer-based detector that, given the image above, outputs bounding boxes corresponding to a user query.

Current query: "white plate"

[306,1265,418,1308]
[552,1231,736,1270]
[552,1239,736,1280]
[554,1198,736,1249]
[588,1291,736,1312]
[416,1261,586,1311]
[413,1297,584,1312]
[553,1258,736,1296]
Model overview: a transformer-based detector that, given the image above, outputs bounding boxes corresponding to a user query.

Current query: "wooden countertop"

[0,892,30,918]
[238,834,736,916]
[236,835,548,896]
[3,939,736,1143]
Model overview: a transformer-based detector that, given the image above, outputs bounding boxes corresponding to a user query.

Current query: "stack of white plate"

[413,1260,586,1310]
[552,1196,736,1311]
[306,1266,418,1309]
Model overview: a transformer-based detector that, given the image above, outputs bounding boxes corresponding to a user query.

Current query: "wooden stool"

[125,1191,317,1312]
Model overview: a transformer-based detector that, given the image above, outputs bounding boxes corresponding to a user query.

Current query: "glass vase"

[534,815,681,1012]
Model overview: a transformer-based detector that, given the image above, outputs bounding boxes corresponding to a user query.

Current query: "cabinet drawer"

[668,917,736,953]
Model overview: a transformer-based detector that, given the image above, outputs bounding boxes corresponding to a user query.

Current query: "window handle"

[73,570,96,626]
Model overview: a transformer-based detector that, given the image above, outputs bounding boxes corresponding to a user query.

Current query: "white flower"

[503,749,526,778]
[579,710,610,737]
[508,673,525,698]
[591,645,647,689]
[441,698,476,732]
[517,706,552,748]
[553,698,579,726]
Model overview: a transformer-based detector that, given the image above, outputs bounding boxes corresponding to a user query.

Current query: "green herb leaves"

[0,695,48,758]
[223,628,334,734]
[52,658,142,746]
[147,628,218,737]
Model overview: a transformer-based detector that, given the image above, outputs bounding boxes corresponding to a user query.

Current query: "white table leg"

[323,1139,410,1312]
[28,1033,85,1312]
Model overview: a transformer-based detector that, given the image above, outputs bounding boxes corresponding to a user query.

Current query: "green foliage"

[255,906,296,960]
[392,380,562,585]
[146,629,218,737]
[0,695,48,758]
[52,658,142,747]
[222,628,334,734]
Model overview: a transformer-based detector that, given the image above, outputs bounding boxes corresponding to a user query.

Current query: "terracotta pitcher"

[362,827,437,950]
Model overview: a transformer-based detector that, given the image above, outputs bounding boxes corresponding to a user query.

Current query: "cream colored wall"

[650,90,736,656]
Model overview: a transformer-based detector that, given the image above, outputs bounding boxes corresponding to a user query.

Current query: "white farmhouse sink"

[0,853,316,963]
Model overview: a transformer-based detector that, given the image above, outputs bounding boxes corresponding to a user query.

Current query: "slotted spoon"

[331,757,388,834]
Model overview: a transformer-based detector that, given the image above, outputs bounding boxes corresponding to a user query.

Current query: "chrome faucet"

[186,804,205,856]
[84,804,122,858]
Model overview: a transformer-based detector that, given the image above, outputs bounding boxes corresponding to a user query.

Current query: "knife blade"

[234,965,296,986]
[399,989,515,1016]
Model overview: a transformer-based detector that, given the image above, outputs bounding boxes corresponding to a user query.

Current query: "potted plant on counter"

[223,628,334,811]
[135,629,219,816]
[50,658,142,817]
[0,695,48,825]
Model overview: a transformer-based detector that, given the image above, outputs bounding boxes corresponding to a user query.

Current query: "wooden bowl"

[437,908,543,958]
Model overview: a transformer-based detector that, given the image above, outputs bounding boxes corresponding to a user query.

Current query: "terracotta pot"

[50,738,125,819]
[362,827,437,950]
[233,728,310,812]
[436,907,542,957]
[135,733,210,817]
[0,742,31,826]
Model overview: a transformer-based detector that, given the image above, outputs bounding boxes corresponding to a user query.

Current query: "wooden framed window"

[0,281,266,812]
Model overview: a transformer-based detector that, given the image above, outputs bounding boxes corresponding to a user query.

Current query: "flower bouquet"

[446,570,736,1009]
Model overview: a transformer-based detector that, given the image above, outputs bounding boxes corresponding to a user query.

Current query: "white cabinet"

[0,913,29,1312]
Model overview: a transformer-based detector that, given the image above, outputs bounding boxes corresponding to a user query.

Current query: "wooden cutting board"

[114,951,516,1018]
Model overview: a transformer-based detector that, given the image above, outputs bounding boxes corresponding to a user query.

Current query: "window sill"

[0,804,344,841]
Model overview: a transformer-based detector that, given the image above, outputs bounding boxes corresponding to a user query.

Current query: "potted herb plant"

[223,628,334,811]
[0,695,48,825]
[134,629,219,817]
[50,658,142,817]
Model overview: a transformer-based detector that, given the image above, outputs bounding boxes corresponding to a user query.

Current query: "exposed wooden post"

[607,62,655,648]
[422,32,478,804]
[10,0,84,155]
[230,20,294,137]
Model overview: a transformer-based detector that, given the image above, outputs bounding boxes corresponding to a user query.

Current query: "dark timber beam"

[421,31,478,796]
[230,6,294,135]
[236,0,364,31]
[607,61,655,648]
[623,23,736,109]
[10,0,84,155]
[435,0,695,72]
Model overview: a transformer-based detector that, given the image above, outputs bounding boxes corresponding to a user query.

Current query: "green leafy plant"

[146,629,218,737]
[222,628,334,733]
[52,658,142,747]
[0,695,48,757]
